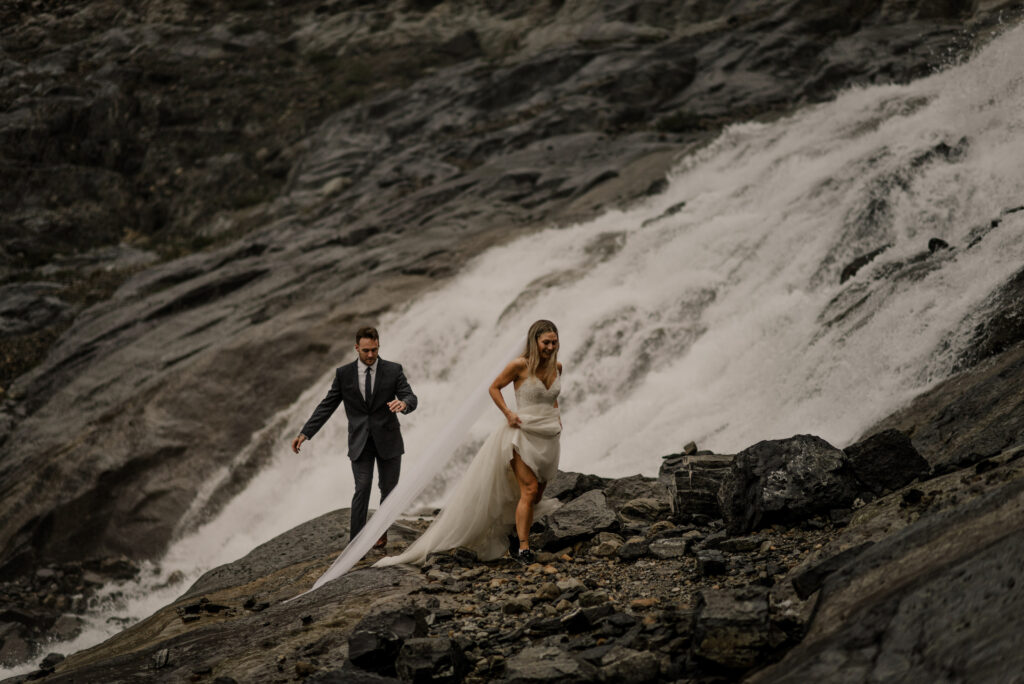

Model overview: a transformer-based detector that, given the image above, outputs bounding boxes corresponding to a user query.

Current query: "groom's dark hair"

[355,326,379,343]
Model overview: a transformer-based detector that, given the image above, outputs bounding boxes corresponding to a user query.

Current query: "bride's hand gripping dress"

[374,373,562,567]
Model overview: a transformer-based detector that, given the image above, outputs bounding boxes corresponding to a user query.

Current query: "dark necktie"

[365,366,372,402]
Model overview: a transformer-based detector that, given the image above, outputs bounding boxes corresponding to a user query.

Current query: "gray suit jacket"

[299,359,417,460]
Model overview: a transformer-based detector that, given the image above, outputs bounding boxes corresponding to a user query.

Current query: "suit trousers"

[350,434,401,539]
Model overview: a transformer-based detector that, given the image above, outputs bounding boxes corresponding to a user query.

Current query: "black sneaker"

[516,548,535,565]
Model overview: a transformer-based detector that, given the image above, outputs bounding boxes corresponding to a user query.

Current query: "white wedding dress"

[375,373,562,566]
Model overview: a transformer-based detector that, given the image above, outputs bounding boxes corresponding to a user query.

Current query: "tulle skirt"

[375,405,561,566]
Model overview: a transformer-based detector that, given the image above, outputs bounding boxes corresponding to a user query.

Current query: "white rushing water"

[6,21,1024,677]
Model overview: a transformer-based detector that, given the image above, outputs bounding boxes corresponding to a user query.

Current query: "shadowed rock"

[503,645,597,684]
[394,637,467,684]
[844,429,929,495]
[718,435,858,535]
[790,542,874,600]
[349,607,430,675]
[537,489,617,550]
[691,587,775,671]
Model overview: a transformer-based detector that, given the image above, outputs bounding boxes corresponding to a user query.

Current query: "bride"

[376,319,563,567]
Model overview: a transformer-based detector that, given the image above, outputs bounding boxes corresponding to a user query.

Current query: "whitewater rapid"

[6,20,1023,678]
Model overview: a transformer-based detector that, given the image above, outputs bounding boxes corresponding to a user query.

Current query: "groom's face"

[356,337,379,366]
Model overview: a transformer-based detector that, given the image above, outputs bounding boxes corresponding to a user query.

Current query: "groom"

[291,327,417,548]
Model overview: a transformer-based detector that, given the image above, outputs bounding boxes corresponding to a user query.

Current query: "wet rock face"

[865,340,1024,472]
[0,555,139,670]
[956,262,1024,369]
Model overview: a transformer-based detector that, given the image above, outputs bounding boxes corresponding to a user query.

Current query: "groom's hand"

[291,434,306,453]
[387,399,407,413]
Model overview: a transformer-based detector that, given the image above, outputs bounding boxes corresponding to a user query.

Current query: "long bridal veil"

[289,334,524,600]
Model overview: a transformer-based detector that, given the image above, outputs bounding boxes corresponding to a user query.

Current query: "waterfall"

[7,21,1023,676]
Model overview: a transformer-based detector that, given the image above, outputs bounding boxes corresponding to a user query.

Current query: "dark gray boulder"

[395,637,467,684]
[545,471,607,503]
[844,429,930,495]
[718,435,859,535]
[649,537,688,560]
[696,550,728,577]
[0,631,33,668]
[561,605,616,634]
[537,490,617,550]
[617,497,671,523]
[718,535,766,553]
[348,606,430,676]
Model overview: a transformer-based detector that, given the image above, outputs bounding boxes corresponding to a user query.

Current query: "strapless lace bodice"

[515,373,561,410]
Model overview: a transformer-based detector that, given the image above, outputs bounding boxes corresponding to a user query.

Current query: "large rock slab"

[718,435,858,535]
[545,470,607,503]
[537,489,617,550]
[502,645,597,684]
[602,474,670,512]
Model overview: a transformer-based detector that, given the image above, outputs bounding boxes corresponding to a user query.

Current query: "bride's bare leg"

[511,450,539,550]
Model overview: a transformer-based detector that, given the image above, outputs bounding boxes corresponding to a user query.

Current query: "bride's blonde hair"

[522,319,559,378]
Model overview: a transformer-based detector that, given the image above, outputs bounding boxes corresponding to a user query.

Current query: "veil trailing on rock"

[287,333,525,600]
